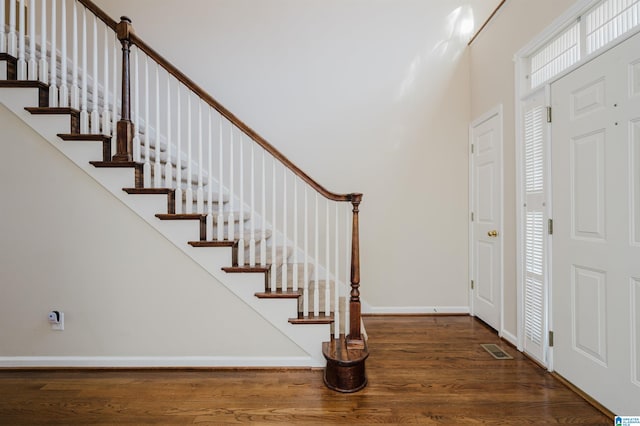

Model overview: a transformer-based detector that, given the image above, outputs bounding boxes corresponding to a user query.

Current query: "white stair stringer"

[0,86,329,367]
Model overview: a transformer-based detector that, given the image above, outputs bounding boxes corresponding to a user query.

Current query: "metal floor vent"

[481,344,513,360]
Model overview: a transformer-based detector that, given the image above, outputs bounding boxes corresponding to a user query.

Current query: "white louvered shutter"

[522,98,547,364]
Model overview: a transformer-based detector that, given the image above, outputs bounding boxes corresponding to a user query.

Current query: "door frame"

[469,104,504,335]
[514,0,640,370]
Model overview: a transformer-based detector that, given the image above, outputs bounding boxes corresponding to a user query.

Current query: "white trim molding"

[0,356,316,368]
[364,306,470,315]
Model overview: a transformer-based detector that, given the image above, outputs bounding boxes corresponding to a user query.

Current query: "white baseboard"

[0,356,316,368]
[363,306,470,315]
[500,330,518,347]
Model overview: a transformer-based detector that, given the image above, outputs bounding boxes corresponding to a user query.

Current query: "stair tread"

[1,80,48,89]
[255,289,302,299]
[90,161,143,168]
[223,266,271,273]
[25,106,79,115]
[188,241,235,248]
[189,229,272,248]
[58,133,111,142]
[0,53,17,61]
[124,187,175,195]
[289,313,334,325]
[156,213,206,220]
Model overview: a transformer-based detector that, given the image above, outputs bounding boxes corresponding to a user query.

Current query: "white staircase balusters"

[196,101,204,213]
[164,76,172,187]
[110,34,116,137]
[153,64,161,187]
[39,0,47,83]
[216,115,224,240]
[281,169,287,291]
[206,108,213,240]
[8,0,17,57]
[270,158,276,291]
[325,199,330,316]
[249,144,256,266]
[89,14,98,133]
[58,0,67,107]
[143,55,150,185]
[260,149,266,265]
[344,206,350,336]
[100,26,109,134]
[26,0,35,79]
[314,192,319,317]
[175,87,183,213]
[132,48,140,161]
[185,93,193,212]
[48,0,57,106]
[7,0,15,56]
[70,1,78,109]
[303,186,309,317]
[17,0,25,79]
[293,177,298,292]
[79,7,88,133]
[227,125,234,241]
[237,134,245,266]
[334,203,339,337]
[0,0,5,53]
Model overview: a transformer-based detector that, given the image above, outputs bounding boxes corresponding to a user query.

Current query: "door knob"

[487,230,498,237]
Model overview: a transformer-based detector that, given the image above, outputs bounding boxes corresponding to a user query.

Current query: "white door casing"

[551,31,640,415]
[470,107,503,332]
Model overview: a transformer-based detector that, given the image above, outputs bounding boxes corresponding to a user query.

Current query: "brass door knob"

[487,230,498,237]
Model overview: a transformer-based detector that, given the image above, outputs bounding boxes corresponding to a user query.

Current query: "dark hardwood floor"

[0,316,610,424]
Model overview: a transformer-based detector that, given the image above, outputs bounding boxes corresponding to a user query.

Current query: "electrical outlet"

[48,311,64,331]
[52,312,64,330]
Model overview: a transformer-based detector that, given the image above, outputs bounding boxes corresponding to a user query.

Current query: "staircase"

[0,0,367,392]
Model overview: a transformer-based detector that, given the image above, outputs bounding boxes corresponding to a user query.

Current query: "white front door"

[551,31,640,414]
[470,108,503,331]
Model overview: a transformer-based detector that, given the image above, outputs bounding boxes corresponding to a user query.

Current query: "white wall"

[469,0,576,336]
[0,105,306,364]
[94,0,498,312]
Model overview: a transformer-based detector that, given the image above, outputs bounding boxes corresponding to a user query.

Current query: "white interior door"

[551,31,640,414]
[470,109,503,331]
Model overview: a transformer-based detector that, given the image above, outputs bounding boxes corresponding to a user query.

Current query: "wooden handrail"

[129,34,354,203]
[77,0,118,31]
[76,0,355,203]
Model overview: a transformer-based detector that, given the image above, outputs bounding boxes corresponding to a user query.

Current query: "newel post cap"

[117,16,134,41]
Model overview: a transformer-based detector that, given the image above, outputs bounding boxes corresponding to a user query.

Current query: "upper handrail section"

[77,0,358,203]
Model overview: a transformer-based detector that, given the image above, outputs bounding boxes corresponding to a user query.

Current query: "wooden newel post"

[347,193,365,349]
[113,16,134,162]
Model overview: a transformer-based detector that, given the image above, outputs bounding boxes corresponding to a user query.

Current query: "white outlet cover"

[51,312,64,331]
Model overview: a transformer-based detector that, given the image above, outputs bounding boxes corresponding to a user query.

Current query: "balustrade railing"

[1,0,364,346]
